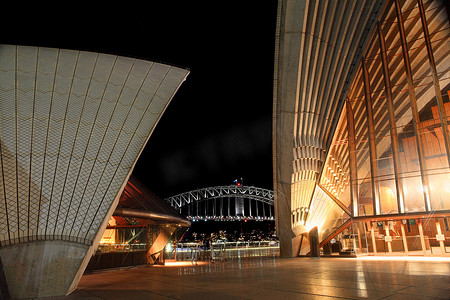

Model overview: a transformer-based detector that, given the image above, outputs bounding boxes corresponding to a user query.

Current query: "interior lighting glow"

[159,261,210,267]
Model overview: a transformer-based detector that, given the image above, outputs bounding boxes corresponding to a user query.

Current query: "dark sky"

[3,2,278,198]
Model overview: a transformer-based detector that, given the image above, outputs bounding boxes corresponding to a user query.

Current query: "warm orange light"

[100,228,116,244]
[157,260,210,267]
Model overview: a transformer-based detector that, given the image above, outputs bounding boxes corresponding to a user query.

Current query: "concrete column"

[147,225,176,264]
[309,226,320,258]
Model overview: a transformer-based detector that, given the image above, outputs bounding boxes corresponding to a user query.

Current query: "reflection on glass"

[308,186,350,243]
[294,0,450,257]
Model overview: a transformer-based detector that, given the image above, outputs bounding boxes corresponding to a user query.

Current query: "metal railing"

[97,243,147,253]
[165,240,280,262]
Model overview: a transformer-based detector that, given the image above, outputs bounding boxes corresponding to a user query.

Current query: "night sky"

[3,2,278,198]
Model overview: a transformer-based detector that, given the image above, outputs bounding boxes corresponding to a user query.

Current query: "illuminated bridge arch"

[165,185,274,221]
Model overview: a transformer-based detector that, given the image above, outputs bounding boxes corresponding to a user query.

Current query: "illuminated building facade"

[0,45,188,298]
[273,0,450,257]
[87,176,190,271]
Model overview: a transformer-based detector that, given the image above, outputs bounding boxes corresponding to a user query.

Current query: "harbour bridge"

[165,185,274,221]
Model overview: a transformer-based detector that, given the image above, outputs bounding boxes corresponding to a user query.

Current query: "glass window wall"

[344,0,450,217]
[319,107,351,210]
[307,185,350,243]
[301,0,450,252]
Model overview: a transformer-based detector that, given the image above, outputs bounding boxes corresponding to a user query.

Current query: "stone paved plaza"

[42,256,450,299]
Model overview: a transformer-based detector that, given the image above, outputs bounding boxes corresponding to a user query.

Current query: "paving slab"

[41,256,450,300]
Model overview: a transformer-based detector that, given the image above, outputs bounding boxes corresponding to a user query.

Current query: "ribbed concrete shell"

[0,45,188,298]
[274,0,450,258]
[273,0,386,257]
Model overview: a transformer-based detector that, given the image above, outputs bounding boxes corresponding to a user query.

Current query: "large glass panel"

[423,1,450,210]
[307,185,350,243]
[378,163,399,214]
[367,36,400,214]
[320,106,350,209]
[349,221,371,255]
[351,70,374,216]
[320,0,450,216]
[398,128,426,212]
[98,217,148,253]
[420,104,450,210]
[381,10,427,212]
[428,173,450,210]
[407,0,450,210]
[425,0,450,77]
